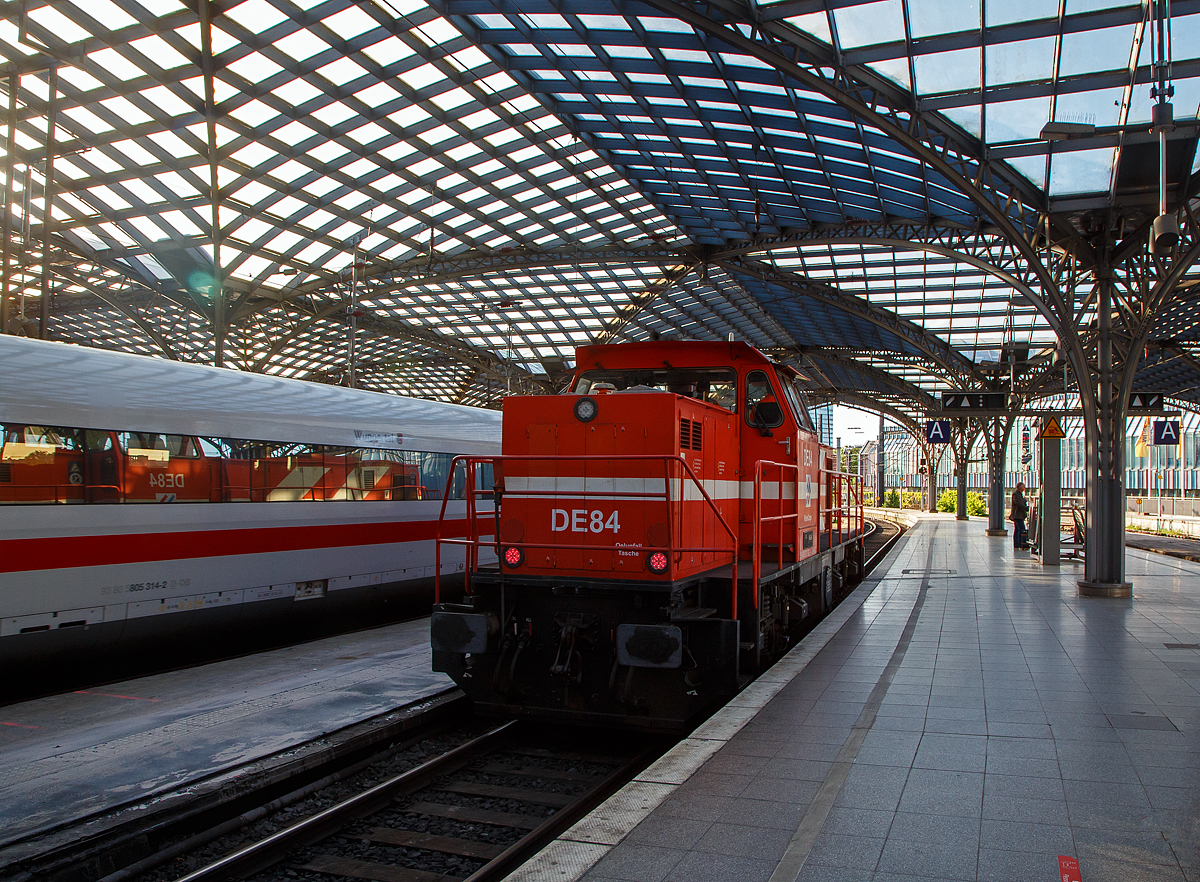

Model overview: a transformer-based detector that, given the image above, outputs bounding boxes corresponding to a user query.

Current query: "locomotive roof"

[0,336,501,455]
[574,340,776,372]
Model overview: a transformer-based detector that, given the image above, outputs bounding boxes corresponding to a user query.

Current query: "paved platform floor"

[1127,530,1200,563]
[0,618,450,850]
[520,515,1200,882]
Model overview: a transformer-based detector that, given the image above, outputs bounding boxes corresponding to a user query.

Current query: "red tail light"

[503,546,524,568]
[647,551,668,574]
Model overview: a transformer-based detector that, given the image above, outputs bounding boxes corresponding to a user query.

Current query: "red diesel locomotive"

[431,340,864,729]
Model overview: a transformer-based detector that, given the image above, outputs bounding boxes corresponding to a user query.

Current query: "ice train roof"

[0,337,501,455]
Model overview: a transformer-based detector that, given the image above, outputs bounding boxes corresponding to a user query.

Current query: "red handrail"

[818,466,864,551]
[752,459,802,604]
[751,461,864,596]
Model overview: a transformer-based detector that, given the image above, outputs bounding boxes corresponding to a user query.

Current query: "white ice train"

[0,335,500,679]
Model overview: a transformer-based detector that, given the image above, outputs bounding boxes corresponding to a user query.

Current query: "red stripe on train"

[0,518,488,574]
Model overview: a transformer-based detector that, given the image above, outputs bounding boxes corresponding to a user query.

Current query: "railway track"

[861,517,904,575]
[165,722,657,882]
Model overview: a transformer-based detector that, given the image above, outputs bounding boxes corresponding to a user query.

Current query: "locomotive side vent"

[691,420,702,451]
[0,463,10,482]
[362,469,376,490]
[679,418,691,449]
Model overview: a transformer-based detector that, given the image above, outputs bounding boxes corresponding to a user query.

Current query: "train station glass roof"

[1,0,1198,420]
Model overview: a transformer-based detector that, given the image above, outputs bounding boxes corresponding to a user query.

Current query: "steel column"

[1041,427,1061,567]
[925,442,938,512]
[0,73,16,336]
[984,416,1013,535]
[200,0,224,367]
[1079,270,1131,595]
[953,421,977,521]
[38,67,56,340]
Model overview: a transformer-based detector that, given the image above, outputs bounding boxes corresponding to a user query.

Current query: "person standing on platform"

[1010,482,1029,550]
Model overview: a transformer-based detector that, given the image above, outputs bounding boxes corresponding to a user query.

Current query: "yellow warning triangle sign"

[1038,416,1066,440]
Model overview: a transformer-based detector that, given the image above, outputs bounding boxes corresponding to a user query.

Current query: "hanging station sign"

[925,420,951,443]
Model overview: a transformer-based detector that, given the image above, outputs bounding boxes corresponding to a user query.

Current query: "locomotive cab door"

[741,369,799,558]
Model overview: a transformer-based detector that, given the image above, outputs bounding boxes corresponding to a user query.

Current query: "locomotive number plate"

[551,508,622,534]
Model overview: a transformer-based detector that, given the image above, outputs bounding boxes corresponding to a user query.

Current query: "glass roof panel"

[1058,24,1137,77]
[907,0,980,37]
[914,47,981,95]
[832,1,906,50]
[1048,147,1115,195]
[985,36,1057,86]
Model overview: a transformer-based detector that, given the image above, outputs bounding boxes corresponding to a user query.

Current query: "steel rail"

[862,519,905,575]
[172,721,518,882]
[461,741,662,882]
[171,721,658,882]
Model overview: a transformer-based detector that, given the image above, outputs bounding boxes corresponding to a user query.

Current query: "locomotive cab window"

[781,377,816,434]
[745,371,784,431]
[573,368,737,413]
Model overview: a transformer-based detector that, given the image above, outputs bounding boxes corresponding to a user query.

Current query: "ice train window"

[1,425,80,460]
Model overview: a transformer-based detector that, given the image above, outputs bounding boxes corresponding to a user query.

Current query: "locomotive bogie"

[433,577,741,729]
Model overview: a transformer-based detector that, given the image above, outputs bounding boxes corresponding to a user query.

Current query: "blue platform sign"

[925,419,951,444]
[1153,420,1181,446]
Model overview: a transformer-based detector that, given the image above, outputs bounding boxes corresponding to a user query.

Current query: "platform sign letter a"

[925,420,950,444]
[1153,420,1180,446]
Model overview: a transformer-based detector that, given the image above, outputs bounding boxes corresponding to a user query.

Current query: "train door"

[83,430,122,503]
[740,369,799,554]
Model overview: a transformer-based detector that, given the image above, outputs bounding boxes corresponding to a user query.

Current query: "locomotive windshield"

[573,368,738,412]
[779,376,817,433]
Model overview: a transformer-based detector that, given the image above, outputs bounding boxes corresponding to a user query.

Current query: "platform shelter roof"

[1,0,1198,421]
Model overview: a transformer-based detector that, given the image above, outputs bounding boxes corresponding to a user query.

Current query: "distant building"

[854,411,1200,501]
[812,403,835,447]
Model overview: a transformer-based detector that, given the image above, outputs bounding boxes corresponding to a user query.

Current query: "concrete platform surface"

[0,618,449,848]
[514,514,1200,882]
[1127,530,1200,564]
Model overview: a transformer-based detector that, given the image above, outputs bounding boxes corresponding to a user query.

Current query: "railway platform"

[0,618,454,866]
[515,514,1200,882]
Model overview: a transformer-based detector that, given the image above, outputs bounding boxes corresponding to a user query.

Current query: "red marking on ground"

[74,690,160,702]
[1058,855,1082,882]
[0,721,41,729]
